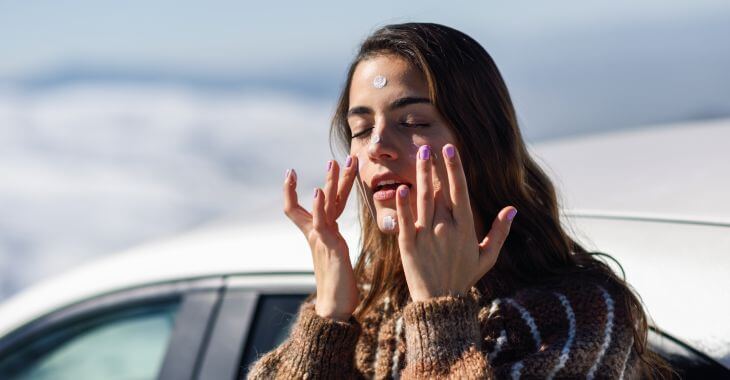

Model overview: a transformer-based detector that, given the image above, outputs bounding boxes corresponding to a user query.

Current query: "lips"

[369,174,412,202]
[374,182,410,192]
[370,174,413,192]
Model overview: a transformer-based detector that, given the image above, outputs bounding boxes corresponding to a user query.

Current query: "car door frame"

[195,273,314,380]
[0,276,226,380]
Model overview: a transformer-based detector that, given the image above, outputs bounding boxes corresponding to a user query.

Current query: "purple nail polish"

[399,186,409,197]
[345,156,352,168]
[507,209,518,221]
[285,169,290,180]
[327,161,332,171]
[419,145,431,160]
[314,188,318,198]
[445,145,455,159]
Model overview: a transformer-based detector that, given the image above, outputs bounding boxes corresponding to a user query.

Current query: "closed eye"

[351,127,373,140]
[400,122,430,128]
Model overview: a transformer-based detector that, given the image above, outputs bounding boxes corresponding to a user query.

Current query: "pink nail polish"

[507,208,518,221]
[345,156,352,168]
[419,145,431,160]
[445,145,455,159]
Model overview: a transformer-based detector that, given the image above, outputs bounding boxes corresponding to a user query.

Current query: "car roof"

[1,118,728,363]
[0,218,361,338]
[532,117,730,225]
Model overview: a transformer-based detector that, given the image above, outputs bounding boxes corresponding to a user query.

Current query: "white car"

[0,119,728,379]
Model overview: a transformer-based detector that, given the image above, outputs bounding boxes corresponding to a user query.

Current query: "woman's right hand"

[283,155,360,321]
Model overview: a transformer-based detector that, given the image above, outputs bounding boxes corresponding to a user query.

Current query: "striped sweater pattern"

[246,280,640,379]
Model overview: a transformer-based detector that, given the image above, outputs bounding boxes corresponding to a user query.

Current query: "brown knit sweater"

[246,279,640,379]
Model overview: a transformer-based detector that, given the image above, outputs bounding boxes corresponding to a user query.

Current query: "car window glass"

[0,301,180,380]
[238,294,307,378]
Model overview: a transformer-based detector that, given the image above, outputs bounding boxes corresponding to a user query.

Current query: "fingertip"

[443,144,456,161]
[398,184,409,199]
[327,160,340,179]
[418,144,432,161]
[285,168,297,183]
[314,188,326,209]
[506,207,518,222]
[346,156,358,175]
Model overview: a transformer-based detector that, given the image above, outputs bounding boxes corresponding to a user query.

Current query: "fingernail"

[445,145,455,159]
[398,186,409,198]
[313,188,318,199]
[327,160,332,171]
[507,208,518,221]
[345,156,352,168]
[418,145,431,160]
[286,168,296,182]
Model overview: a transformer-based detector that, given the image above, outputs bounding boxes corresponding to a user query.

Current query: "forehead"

[349,54,429,105]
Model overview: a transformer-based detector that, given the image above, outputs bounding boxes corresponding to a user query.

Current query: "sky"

[1,1,727,75]
[3,1,730,137]
[1,1,729,299]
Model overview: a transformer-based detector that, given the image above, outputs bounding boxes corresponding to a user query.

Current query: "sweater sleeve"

[401,293,491,379]
[400,284,641,379]
[246,301,362,380]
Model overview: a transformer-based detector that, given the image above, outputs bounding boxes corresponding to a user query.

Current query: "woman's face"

[348,54,458,234]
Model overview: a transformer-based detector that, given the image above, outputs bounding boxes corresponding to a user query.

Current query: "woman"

[248,23,666,379]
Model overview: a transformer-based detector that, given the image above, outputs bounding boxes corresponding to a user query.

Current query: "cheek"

[349,143,367,173]
[408,131,453,161]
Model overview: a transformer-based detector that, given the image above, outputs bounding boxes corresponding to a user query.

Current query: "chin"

[375,207,399,234]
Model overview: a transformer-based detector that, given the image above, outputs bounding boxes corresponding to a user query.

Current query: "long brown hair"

[330,23,669,377]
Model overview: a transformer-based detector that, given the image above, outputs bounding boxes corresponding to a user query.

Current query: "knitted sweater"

[246,279,641,379]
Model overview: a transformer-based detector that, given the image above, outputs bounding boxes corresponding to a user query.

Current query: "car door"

[195,274,313,380]
[0,277,225,380]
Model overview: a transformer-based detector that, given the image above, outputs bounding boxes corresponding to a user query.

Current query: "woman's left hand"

[395,143,517,302]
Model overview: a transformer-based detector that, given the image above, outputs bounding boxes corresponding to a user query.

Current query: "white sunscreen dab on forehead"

[372,75,387,88]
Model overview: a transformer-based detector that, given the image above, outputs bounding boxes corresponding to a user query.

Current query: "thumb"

[477,207,517,276]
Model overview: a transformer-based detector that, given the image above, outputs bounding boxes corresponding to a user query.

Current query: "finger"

[416,144,434,228]
[323,160,340,221]
[477,207,517,276]
[432,147,453,223]
[312,187,327,232]
[395,184,415,248]
[443,144,474,224]
[283,168,313,232]
[334,155,357,218]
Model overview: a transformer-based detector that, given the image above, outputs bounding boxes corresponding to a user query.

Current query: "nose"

[366,123,400,162]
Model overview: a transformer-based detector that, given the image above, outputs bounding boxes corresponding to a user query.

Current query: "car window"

[0,301,180,380]
[238,294,307,378]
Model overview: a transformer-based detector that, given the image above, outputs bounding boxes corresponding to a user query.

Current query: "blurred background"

[1,0,729,301]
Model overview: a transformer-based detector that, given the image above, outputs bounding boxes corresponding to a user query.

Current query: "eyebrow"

[347,96,431,117]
